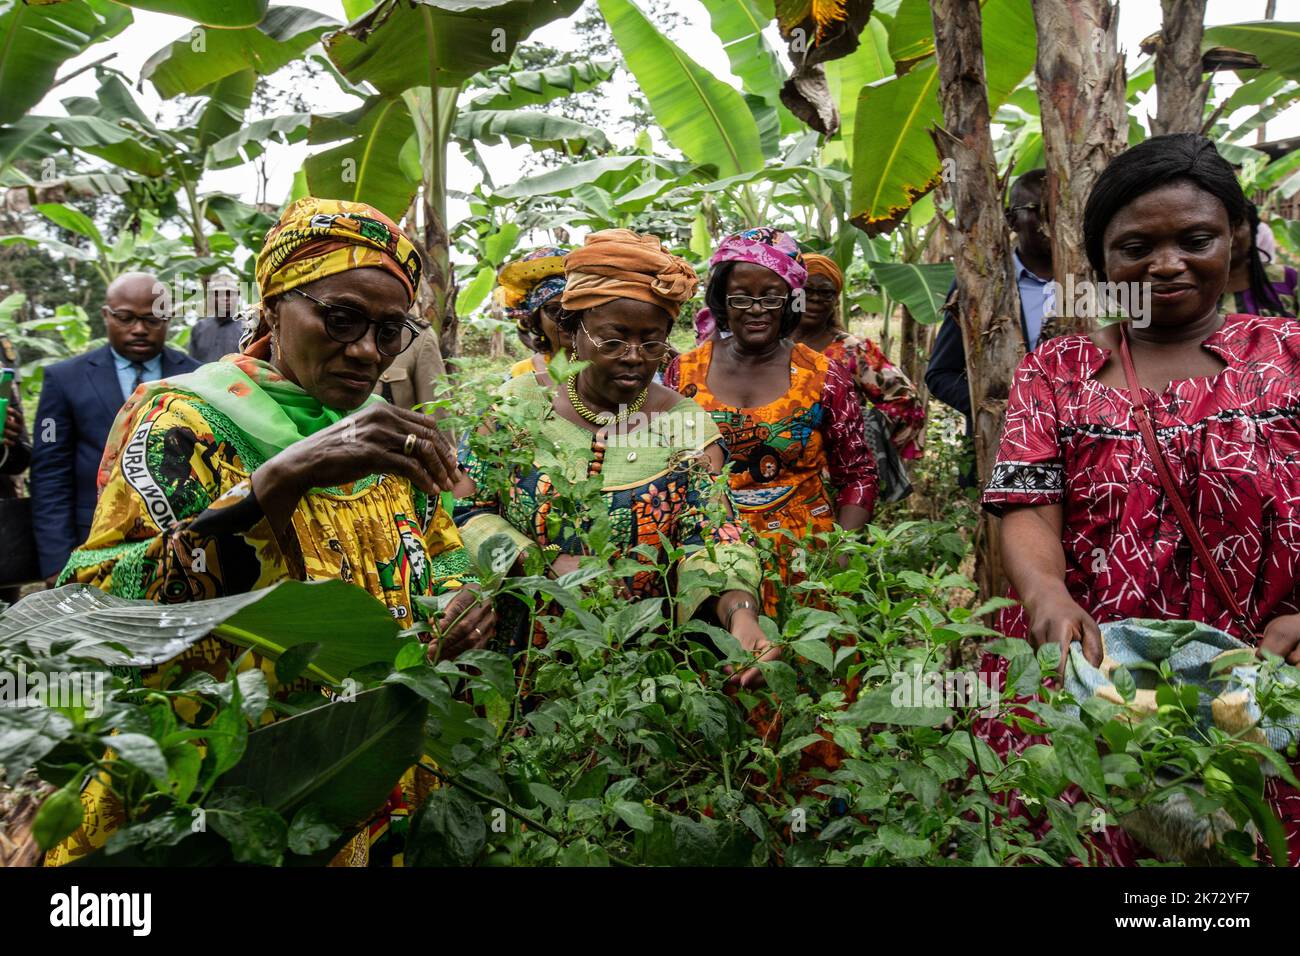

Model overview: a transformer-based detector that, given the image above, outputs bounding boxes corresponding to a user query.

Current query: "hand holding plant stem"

[425,583,495,662]
[718,590,775,689]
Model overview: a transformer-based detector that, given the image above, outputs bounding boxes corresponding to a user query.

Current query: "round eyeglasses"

[292,288,418,357]
[580,323,670,361]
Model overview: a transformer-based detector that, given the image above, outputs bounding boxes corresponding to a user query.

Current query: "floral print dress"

[664,341,877,608]
[823,332,926,459]
[454,373,760,629]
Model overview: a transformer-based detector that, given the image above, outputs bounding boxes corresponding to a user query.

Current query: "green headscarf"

[98,353,384,491]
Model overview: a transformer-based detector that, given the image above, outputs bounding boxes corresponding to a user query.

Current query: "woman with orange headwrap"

[50,198,492,866]
[794,253,926,472]
[455,229,770,685]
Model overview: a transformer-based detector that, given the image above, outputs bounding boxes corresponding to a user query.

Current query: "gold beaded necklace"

[567,371,648,426]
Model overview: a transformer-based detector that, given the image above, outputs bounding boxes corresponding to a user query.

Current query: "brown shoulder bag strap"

[1117,323,1252,636]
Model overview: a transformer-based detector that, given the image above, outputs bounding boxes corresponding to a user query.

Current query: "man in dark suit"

[925,168,1055,487]
[29,272,199,582]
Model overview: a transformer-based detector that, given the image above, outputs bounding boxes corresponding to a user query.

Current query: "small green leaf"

[33,785,84,851]
[612,800,654,833]
[395,640,428,671]
[275,642,322,684]
[287,805,342,856]
[1110,665,1136,703]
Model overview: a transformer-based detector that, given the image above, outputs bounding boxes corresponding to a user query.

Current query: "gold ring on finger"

[403,433,418,456]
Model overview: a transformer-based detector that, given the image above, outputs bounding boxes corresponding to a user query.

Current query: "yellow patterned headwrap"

[255,197,423,305]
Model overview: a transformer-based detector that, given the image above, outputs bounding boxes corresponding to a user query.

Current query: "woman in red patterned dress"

[983,133,1300,862]
[794,253,926,461]
[663,229,877,613]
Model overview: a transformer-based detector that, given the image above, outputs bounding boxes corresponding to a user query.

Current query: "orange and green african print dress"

[664,341,877,547]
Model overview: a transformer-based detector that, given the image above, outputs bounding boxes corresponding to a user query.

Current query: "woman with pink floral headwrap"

[664,228,877,612]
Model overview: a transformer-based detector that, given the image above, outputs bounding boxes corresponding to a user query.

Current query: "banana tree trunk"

[1031,0,1127,338]
[929,0,1023,602]
[1151,0,1209,136]
[409,85,462,360]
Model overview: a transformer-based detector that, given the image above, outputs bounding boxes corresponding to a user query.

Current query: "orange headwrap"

[561,228,698,318]
[802,253,843,292]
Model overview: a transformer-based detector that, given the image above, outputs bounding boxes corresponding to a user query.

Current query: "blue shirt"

[111,349,163,401]
[1013,249,1054,350]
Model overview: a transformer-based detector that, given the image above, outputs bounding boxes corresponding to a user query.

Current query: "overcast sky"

[33,0,1300,239]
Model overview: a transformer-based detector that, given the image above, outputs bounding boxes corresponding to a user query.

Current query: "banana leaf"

[1203,21,1300,83]
[599,0,764,177]
[0,0,131,125]
[465,58,617,110]
[72,684,428,866]
[0,580,403,686]
[849,0,1036,235]
[451,109,610,153]
[114,0,268,28]
[304,95,419,222]
[325,0,583,93]
[869,260,955,326]
[140,5,337,98]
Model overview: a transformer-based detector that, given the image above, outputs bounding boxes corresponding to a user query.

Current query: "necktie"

[130,361,146,396]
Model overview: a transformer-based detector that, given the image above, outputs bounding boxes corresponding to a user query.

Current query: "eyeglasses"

[804,288,838,301]
[1008,203,1042,215]
[726,294,788,312]
[292,288,418,357]
[106,309,170,330]
[580,323,670,361]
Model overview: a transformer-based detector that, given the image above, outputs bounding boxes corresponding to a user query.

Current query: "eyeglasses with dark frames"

[292,288,418,357]
[1008,203,1042,215]
[106,308,170,330]
[726,294,788,312]
[580,323,670,361]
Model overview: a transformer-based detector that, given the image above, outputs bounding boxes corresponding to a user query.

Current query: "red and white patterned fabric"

[981,313,1300,864]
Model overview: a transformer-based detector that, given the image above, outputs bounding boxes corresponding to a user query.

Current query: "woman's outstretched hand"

[1023,586,1104,671]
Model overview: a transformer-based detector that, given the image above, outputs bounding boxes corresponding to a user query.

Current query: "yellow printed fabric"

[256,197,422,305]
[61,391,474,616]
[49,389,474,866]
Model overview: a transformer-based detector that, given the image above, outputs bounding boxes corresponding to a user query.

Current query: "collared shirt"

[1014,248,1054,350]
[188,314,246,364]
[111,348,163,401]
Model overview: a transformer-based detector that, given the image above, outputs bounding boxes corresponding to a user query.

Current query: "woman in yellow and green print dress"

[49,197,492,866]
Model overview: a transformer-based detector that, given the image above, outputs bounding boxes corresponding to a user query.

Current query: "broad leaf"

[599,0,764,177]
[208,113,312,168]
[493,154,698,200]
[1203,22,1300,83]
[0,0,131,126]
[452,109,610,153]
[849,0,1036,235]
[195,69,257,153]
[115,0,269,28]
[304,96,418,222]
[823,15,891,165]
[216,684,426,838]
[697,0,797,134]
[34,202,104,251]
[869,261,955,325]
[465,58,617,110]
[326,0,584,93]
[141,6,339,98]
[0,580,403,686]
[849,62,943,236]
